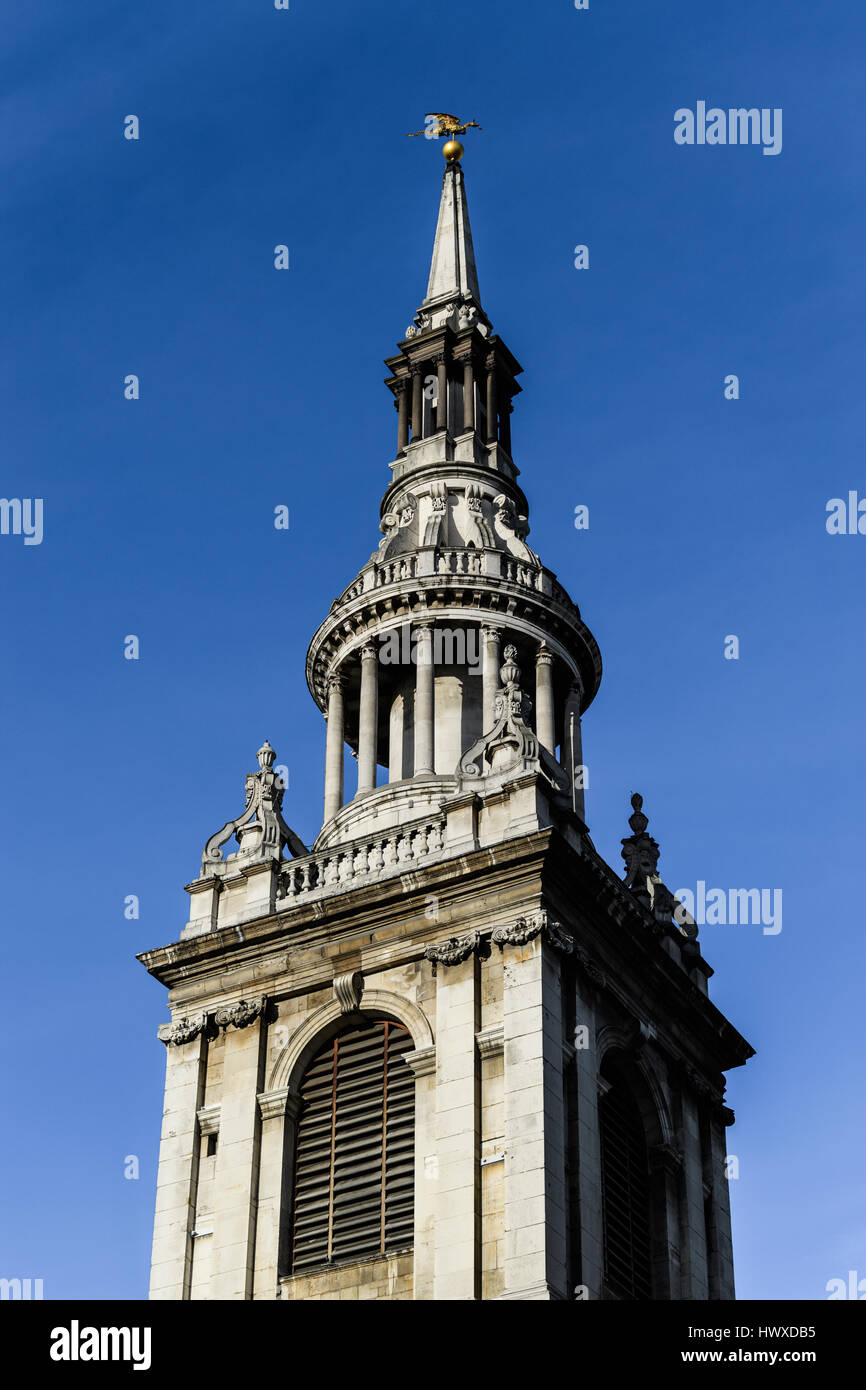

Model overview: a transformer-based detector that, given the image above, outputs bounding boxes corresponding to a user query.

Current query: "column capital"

[327,669,347,696]
[481,622,503,640]
[536,642,554,667]
[359,641,378,663]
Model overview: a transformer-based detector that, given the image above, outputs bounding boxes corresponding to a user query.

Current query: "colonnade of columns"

[394,351,510,455]
[321,625,584,825]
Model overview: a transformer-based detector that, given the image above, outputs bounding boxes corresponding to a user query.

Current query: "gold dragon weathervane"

[407,112,482,163]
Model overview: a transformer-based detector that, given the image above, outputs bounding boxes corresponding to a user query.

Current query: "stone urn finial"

[257,740,276,772]
[628,792,649,836]
[500,644,521,687]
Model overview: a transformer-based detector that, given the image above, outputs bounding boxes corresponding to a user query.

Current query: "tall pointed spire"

[424,160,481,311]
[405,146,490,340]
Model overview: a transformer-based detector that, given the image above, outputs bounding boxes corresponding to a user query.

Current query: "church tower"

[140,135,753,1302]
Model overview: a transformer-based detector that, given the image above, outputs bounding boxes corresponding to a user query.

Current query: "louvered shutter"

[599,1079,653,1299]
[291,1020,415,1272]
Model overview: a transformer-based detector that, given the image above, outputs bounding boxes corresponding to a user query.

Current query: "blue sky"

[2,0,864,1300]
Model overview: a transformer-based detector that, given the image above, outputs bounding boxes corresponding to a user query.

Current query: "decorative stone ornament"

[457,648,570,794]
[214,996,267,1033]
[333,971,364,1015]
[424,929,488,975]
[202,742,307,873]
[620,793,698,940]
[492,909,573,954]
[162,1013,214,1047]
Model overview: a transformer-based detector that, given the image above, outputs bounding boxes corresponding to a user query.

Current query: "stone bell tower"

[140,134,752,1302]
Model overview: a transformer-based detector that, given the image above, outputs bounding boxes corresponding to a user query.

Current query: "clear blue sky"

[2,0,864,1300]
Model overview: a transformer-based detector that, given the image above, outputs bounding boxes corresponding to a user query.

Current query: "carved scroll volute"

[333,971,364,1014]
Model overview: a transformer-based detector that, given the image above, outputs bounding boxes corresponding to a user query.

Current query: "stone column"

[563,679,585,820]
[357,643,378,796]
[149,1026,208,1299]
[462,358,474,432]
[210,1010,266,1300]
[432,957,479,1300]
[414,623,434,775]
[397,382,409,454]
[499,927,568,1300]
[535,644,556,757]
[482,625,502,732]
[485,358,498,443]
[252,1086,301,1299]
[323,671,345,824]
[411,367,423,441]
[436,356,448,432]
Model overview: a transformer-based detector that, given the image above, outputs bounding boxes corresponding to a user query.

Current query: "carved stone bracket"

[424,929,488,976]
[492,909,572,954]
[161,1013,215,1047]
[214,996,267,1033]
[333,971,364,1015]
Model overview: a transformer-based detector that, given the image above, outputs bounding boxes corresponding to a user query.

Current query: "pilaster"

[432,956,479,1299]
[149,1026,208,1300]
[209,1006,267,1300]
[499,930,568,1300]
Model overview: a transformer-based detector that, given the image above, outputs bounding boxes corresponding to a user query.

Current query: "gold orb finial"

[407,114,482,161]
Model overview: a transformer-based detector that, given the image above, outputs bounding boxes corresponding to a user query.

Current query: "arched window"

[599,1071,653,1299]
[290,1019,415,1273]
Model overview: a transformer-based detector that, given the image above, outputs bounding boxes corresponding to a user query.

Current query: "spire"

[405,140,490,339]
[424,160,481,310]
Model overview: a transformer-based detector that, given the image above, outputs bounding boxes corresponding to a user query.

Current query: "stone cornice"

[543,833,754,1073]
[307,572,601,724]
[138,828,555,991]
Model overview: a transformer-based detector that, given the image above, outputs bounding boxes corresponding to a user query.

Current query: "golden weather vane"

[407,112,482,162]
